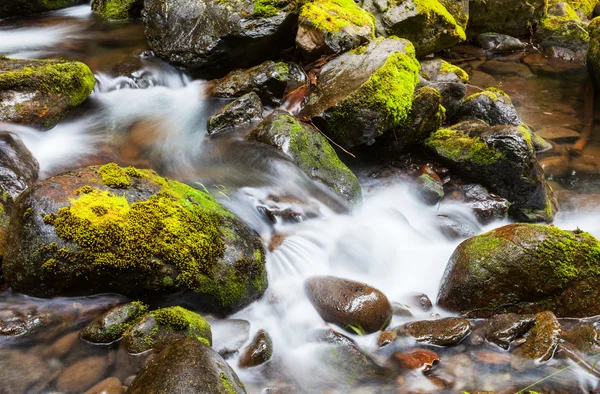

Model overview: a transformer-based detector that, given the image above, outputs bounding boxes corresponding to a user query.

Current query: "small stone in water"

[83,377,123,394]
[56,356,109,394]
[239,329,273,368]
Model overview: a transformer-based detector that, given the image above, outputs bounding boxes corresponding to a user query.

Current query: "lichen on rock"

[91,0,143,20]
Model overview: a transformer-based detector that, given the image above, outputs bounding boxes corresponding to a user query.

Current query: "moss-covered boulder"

[588,17,600,89]
[424,121,557,222]
[419,58,469,84]
[358,0,466,57]
[468,0,548,38]
[127,337,246,393]
[296,0,375,59]
[298,37,420,149]
[537,2,589,62]
[548,0,597,18]
[122,306,212,353]
[80,302,148,344]
[454,88,522,126]
[0,0,77,18]
[438,0,469,29]
[92,0,143,20]
[248,113,361,203]
[142,0,297,77]
[207,92,264,135]
[208,61,307,107]
[3,163,267,315]
[437,224,600,318]
[0,58,95,128]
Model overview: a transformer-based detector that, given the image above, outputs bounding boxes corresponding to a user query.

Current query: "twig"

[308,120,356,159]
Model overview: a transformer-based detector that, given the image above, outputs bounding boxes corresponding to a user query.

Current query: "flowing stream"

[2,5,600,393]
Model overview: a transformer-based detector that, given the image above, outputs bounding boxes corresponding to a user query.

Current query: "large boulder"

[358,0,466,56]
[588,17,600,89]
[0,58,95,128]
[548,0,597,18]
[296,0,376,59]
[92,0,143,20]
[248,112,362,203]
[537,3,589,62]
[424,121,557,222]
[438,0,469,29]
[298,37,420,149]
[468,0,548,37]
[0,0,78,18]
[3,163,267,315]
[142,0,297,77]
[127,337,247,393]
[437,224,600,318]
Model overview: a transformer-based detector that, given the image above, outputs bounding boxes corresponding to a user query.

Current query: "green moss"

[548,0,596,17]
[425,128,506,166]
[299,0,376,34]
[97,163,131,188]
[220,372,237,394]
[438,60,469,83]
[151,306,212,345]
[92,0,137,20]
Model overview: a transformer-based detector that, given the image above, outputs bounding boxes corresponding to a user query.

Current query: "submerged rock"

[207,92,264,135]
[3,163,267,315]
[455,88,522,126]
[248,112,361,203]
[238,329,273,367]
[470,313,536,349]
[305,275,392,334]
[0,0,78,18]
[142,0,297,77]
[588,17,600,89]
[359,0,466,57]
[468,0,547,37]
[92,0,143,20]
[211,319,251,357]
[437,224,600,318]
[57,356,110,394]
[127,337,246,393]
[562,322,600,353]
[299,37,420,149]
[512,311,561,367]
[0,58,95,128]
[0,351,51,394]
[80,302,148,344]
[296,0,375,59]
[395,317,471,346]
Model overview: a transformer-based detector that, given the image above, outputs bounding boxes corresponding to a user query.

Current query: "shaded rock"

[415,173,444,205]
[80,302,148,344]
[562,322,600,353]
[437,224,600,318]
[3,164,267,315]
[525,51,588,76]
[438,0,469,29]
[142,0,297,77]
[471,313,536,349]
[458,184,510,224]
[411,292,433,312]
[207,92,264,135]
[296,0,375,59]
[210,319,251,357]
[0,58,95,128]
[437,213,479,239]
[84,377,123,394]
[298,37,420,149]
[468,0,547,37]
[0,0,78,18]
[92,0,143,20]
[530,130,553,153]
[238,329,273,367]
[209,61,307,107]
[396,317,471,346]
[359,0,466,57]
[126,338,246,393]
[0,307,54,337]
[0,351,51,394]
[428,81,467,119]
[537,3,589,62]
[391,302,413,317]
[425,121,557,222]
[305,275,392,334]
[476,33,526,52]
[540,155,569,177]
[419,59,469,84]
[455,88,522,126]
[536,126,580,142]
[122,306,211,354]
[248,113,361,203]
[56,356,109,394]
[0,132,39,199]
[512,311,561,366]
[588,17,600,89]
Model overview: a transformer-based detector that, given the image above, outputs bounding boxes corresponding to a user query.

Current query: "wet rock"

[425,121,557,222]
[455,88,522,126]
[391,302,413,317]
[588,17,600,89]
[458,184,510,224]
[122,306,211,354]
[127,337,246,393]
[525,52,588,76]
[415,173,444,205]
[0,351,51,394]
[238,329,273,367]
[0,132,39,199]
[474,350,512,365]
[437,213,480,239]
[209,61,307,107]
[80,302,148,345]
[411,293,433,312]
[296,0,375,59]
[536,126,580,142]
[471,313,536,349]
[479,60,535,78]
[396,317,471,346]
[43,331,80,359]
[84,377,123,394]
[0,58,95,128]
[437,224,600,318]
[248,113,361,203]
[420,59,469,84]
[359,0,466,57]
[298,37,419,149]
[530,130,553,153]
[388,348,440,372]
[92,0,143,20]
[428,81,467,119]
[3,164,267,315]
[438,0,469,29]
[539,155,569,177]
[512,311,561,367]
[56,356,110,394]
[207,92,264,135]
[0,0,78,18]
[142,0,297,77]
[476,33,526,53]
[210,319,251,357]
[562,322,600,353]
[0,307,54,337]
[468,0,547,37]
[537,3,589,63]
[305,275,392,334]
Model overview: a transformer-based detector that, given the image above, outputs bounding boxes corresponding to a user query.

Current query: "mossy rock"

[248,112,362,204]
[127,337,246,393]
[358,0,466,57]
[207,92,264,135]
[548,0,597,18]
[420,58,469,84]
[424,121,557,222]
[3,163,267,315]
[299,37,420,149]
[0,0,77,18]
[468,0,548,38]
[454,88,522,126]
[296,0,376,59]
[437,224,600,318]
[537,3,589,60]
[0,58,95,128]
[438,0,469,29]
[92,0,143,20]
[587,17,600,89]
[122,306,212,353]
[512,311,561,367]
[80,302,148,344]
